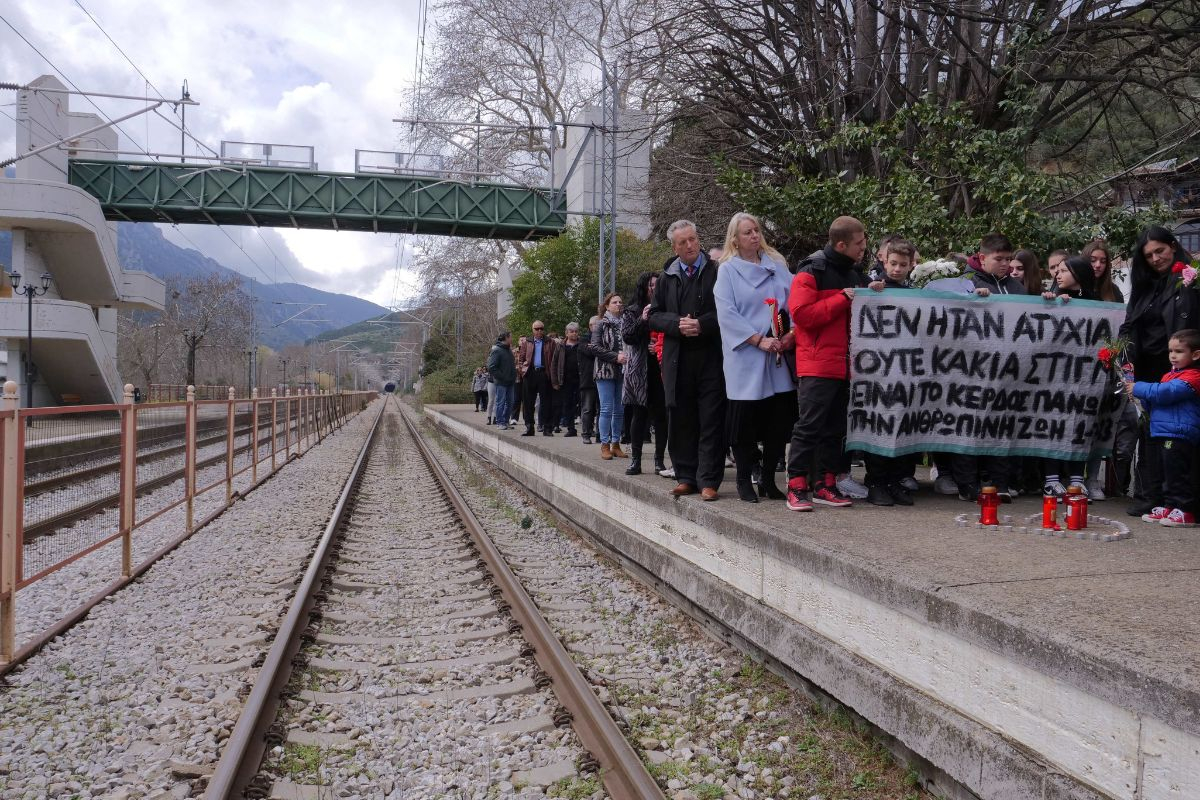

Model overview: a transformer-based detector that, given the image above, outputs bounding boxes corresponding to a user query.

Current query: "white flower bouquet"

[909,258,963,288]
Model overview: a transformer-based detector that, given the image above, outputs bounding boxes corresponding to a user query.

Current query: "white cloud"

[1,0,424,306]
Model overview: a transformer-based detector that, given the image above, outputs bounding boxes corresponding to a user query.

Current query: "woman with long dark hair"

[1119,226,1199,516]
[1083,240,1124,303]
[1008,250,1045,296]
[1041,256,1100,497]
[621,272,668,476]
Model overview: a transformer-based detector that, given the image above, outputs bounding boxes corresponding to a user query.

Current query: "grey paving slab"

[433,405,1200,723]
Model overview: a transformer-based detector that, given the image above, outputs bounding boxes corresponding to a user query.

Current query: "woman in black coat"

[621,271,668,476]
[1119,226,1199,516]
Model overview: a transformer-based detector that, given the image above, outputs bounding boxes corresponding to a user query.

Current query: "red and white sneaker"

[787,478,813,512]
[1159,508,1198,528]
[1141,506,1170,523]
[813,483,853,508]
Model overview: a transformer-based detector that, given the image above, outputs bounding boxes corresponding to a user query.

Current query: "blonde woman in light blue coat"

[714,212,797,502]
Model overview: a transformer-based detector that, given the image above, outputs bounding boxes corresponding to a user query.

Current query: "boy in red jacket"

[786,216,870,511]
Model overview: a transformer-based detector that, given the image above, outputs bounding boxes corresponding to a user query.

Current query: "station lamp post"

[280,358,289,390]
[9,271,53,410]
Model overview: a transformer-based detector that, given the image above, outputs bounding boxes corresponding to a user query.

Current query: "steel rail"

[23,418,303,539]
[0,401,373,678]
[203,398,386,800]
[26,424,250,496]
[398,408,666,799]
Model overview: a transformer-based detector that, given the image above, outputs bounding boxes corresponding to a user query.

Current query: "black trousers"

[787,377,848,481]
[473,389,487,410]
[667,350,726,489]
[1132,353,1172,503]
[579,387,598,436]
[522,368,553,431]
[864,453,918,486]
[730,391,795,482]
[629,364,668,461]
[951,454,1011,491]
[557,381,579,432]
[1159,438,1196,511]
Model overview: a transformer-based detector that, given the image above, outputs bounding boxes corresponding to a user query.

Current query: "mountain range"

[0,223,388,349]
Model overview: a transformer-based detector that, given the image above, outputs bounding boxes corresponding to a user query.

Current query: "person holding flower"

[714,212,796,503]
[1119,226,1199,517]
[1123,328,1200,527]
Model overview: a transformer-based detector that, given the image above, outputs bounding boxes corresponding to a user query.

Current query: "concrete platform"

[426,405,1200,800]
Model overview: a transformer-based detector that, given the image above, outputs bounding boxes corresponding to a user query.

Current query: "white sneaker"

[899,476,919,493]
[659,466,675,479]
[836,472,869,499]
[1085,480,1106,501]
[1069,480,1089,499]
[1043,481,1066,499]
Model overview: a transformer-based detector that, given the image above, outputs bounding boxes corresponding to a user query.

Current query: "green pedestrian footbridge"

[66,159,568,240]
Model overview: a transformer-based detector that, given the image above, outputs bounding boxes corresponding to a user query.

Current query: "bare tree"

[162,274,252,387]
[646,0,1200,184]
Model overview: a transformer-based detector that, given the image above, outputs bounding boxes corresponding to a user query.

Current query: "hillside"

[0,224,388,349]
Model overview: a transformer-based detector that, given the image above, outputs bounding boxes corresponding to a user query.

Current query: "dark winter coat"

[964,262,1027,295]
[1133,366,1200,443]
[554,341,580,388]
[788,245,868,380]
[1120,274,1200,368]
[486,340,516,385]
[577,331,597,389]
[649,253,723,406]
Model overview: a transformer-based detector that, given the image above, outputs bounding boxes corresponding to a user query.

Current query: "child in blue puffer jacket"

[1125,328,1200,528]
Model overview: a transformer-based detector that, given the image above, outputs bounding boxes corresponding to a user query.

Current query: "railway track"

[22,417,310,540]
[205,397,663,799]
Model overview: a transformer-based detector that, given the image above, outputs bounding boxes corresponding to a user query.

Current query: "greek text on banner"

[845,290,1127,460]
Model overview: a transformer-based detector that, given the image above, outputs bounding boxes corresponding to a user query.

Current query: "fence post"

[185,385,196,533]
[226,387,235,505]
[251,388,259,484]
[284,388,292,459]
[118,384,136,578]
[0,381,20,663]
[270,388,278,472]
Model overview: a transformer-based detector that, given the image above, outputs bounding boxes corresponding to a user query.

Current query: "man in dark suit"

[649,220,726,501]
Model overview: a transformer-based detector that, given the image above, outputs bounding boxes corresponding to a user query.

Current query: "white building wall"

[5,74,165,404]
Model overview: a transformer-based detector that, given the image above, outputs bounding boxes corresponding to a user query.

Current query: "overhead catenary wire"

[0,12,160,163]
[69,0,218,158]
[8,6,306,305]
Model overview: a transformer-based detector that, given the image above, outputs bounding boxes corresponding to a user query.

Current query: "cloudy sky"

[1,0,428,308]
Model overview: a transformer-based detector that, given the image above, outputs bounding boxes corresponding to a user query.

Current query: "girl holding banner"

[715,212,797,503]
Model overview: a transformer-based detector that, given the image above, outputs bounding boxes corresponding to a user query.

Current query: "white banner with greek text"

[845,290,1127,459]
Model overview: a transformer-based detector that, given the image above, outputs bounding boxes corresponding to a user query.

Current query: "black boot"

[736,478,758,502]
[625,456,642,476]
[757,472,785,499]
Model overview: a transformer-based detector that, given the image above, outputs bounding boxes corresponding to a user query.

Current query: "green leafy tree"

[507,219,672,336]
[719,98,1174,260]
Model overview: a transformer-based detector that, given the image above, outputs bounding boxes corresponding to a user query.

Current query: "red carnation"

[764,297,777,305]
[1172,261,1188,274]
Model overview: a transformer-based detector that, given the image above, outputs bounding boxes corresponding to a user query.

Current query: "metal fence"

[0,384,374,663]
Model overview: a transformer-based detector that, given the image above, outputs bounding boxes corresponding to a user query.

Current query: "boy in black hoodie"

[953,233,1023,500]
